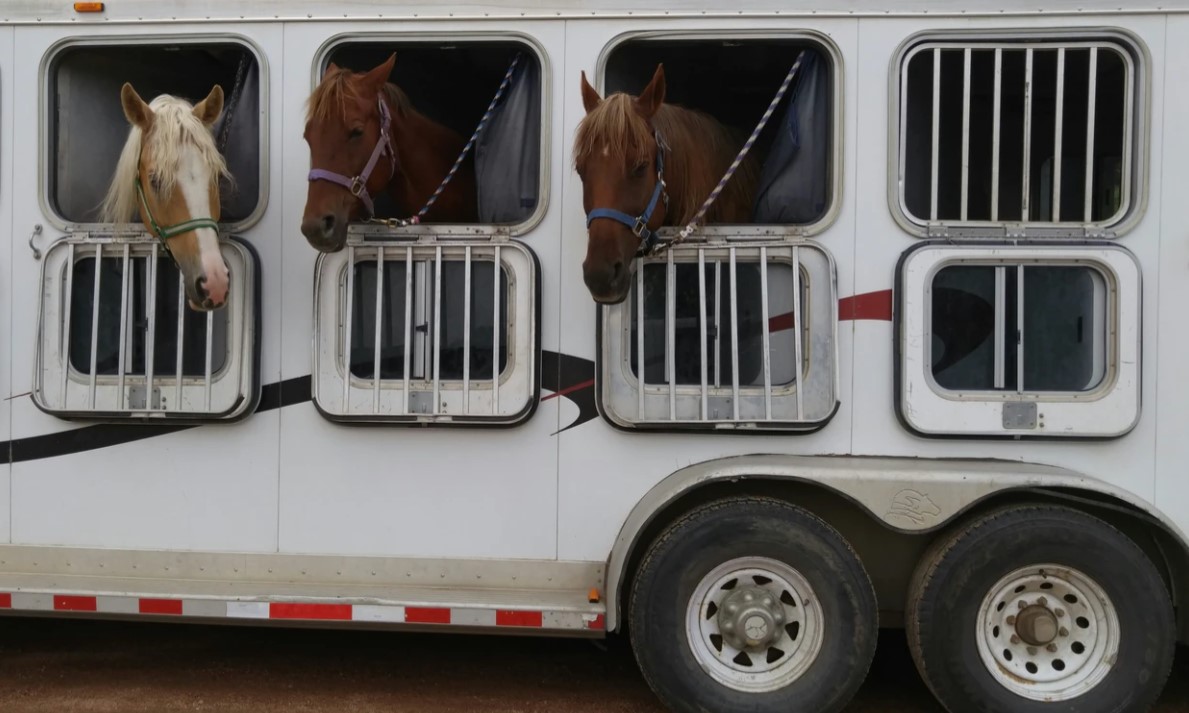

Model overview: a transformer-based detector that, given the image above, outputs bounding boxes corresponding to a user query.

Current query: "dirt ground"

[0,617,1186,712]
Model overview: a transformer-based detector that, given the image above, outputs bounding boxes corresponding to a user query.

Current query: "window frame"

[38,32,271,235]
[312,31,552,240]
[32,234,262,423]
[887,27,1150,240]
[593,28,845,239]
[311,237,541,426]
[596,241,839,433]
[895,240,1141,439]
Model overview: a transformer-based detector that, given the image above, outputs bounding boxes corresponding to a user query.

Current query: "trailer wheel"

[628,496,877,713]
[906,505,1175,713]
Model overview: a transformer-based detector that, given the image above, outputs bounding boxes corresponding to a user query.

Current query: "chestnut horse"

[574,64,760,304]
[100,83,231,311]
[301,53,477,252]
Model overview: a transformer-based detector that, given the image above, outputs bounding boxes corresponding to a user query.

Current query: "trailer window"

[897,243,1140,438]
[601,35,839,231]
[599,244,836,430]
[33,237,261,422]
[893,31,1145,236]
[312,241,539,425]
[318,38,545,230]
[47,40,263,226]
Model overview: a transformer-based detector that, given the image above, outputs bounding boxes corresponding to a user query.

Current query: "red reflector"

[586,614,606,630]
[139,599,183,615]
[496,610,542,627]
[269,603,352,621]
[0,593,10,609]
[54,595,97,611]
[404,607,450,624]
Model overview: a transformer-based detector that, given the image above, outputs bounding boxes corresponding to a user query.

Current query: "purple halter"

[307,96,395,216]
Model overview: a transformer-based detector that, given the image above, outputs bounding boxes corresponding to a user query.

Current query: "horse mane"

[305,65,413,125]
[99,94,232,224]
[573,93,759,225]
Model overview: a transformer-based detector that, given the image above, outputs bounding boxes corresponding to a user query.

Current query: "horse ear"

[634,63,665,119]
[192,84,224,127]
[362,53,396,92]
[580,71,602,114]
[323,61,340,80]
[120,82,154,131]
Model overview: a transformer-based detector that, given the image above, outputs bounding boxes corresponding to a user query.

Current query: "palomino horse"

[574,64,760,304]
[100,83,231,311]
[301,53,478,252]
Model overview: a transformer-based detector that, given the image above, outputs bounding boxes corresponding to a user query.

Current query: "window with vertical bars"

[895,32,1144,234]
[312,241,539,425]
[33,236,260,421]
[598,243,837,431]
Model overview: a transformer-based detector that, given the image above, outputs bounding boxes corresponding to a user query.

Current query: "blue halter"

[585,130,670,256]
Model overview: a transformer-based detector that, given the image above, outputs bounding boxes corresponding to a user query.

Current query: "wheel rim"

[685,556,824,693]
[975,563,1120,702]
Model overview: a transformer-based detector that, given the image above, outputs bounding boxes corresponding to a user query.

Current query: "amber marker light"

[74,2,105,12]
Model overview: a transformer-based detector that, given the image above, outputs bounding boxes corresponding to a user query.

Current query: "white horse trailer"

[0,1,1187,710]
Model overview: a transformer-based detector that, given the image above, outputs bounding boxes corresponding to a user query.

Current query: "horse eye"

[632,161,649,177]
[148,173,162,192]
[348,127,363,140]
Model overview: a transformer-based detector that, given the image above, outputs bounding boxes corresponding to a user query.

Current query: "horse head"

[302,54,398,252]
[101,82,231,311]
[573,64,670,305]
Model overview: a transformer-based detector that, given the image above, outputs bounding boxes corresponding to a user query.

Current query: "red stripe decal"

[139,599,183,615]
[838,289,893,322]
[586,614,606,630]
[495,610,542,627]
[405,607,451,624]
[0,593,10,609]
[768,311,796,333]
[269,603,352,621]
[541,379,595,402]
[54,595,97,612]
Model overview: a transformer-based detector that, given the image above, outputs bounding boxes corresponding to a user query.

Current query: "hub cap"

[976,564,1119,702]
[685,557,824,693]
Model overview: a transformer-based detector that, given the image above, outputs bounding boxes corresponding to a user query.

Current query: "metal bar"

[666,249,676,421]
[791,246,804,421]
[759,247,772,420]
[342,246,355,412]
[492,247,501,414]
[432,245,442,414]
[698,248,708,420]
[463,246,472,413]
[175,269,184,408]
[961,47,971,221]
[930,47,941,221]
[203,306,213,411]
[1017,264,1025,393]
[116,243,130,410]
[61,243,75,409]
[1022,48,1034,221]
[88,243,102,409]
[714,261,721,388]
[636,257,645,419]
[994,266,1006,389]
[372,246,384,415]
[402,247,413,414]
[145,244,158,410]
[729,247,740,421]
[1084,47,1098,222]
[992,48,1002,221]
[1053,47,1065,222]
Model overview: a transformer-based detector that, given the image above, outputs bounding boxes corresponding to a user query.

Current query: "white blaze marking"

[178,144,228,306]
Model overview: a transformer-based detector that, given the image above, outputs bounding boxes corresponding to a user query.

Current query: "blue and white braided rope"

[396,53,523,226]
[670,49,808,247]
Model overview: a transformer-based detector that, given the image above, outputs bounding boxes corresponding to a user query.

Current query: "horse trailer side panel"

[0,25,14,544]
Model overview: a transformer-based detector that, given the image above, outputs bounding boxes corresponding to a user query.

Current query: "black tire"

[628,495,878,713]
[906,504,1175,713]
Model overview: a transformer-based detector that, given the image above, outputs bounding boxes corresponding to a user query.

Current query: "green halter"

[135,176,220,258]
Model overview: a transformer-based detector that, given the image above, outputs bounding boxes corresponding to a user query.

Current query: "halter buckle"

[349,177,366,197]
[632,218,649,238]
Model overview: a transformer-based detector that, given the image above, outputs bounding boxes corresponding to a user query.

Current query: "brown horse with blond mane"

[574,64,759,304]
[301,54,478,252]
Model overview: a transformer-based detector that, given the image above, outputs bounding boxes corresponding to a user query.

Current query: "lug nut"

[1010,635,1021,644]
[1046,644,1058,653]
[1027,646,1038,656]
[1056,609,1065,618]
[1059,627,1069,637]
[1006,615,1017,625]
[1038,596,1048,607]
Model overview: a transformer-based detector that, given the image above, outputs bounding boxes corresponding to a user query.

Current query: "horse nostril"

[321,214,336,235]
[194,276,209,300]
[611,261,625,282]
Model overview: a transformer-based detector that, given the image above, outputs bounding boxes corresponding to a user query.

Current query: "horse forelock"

[99,94,230,224]
[573,94,655,173]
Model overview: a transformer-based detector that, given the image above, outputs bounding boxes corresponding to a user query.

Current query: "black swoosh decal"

[0,352,597,464]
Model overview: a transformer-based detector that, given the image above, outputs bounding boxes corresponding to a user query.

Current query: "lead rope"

[372,52,523,228]
[656,50,808,255]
